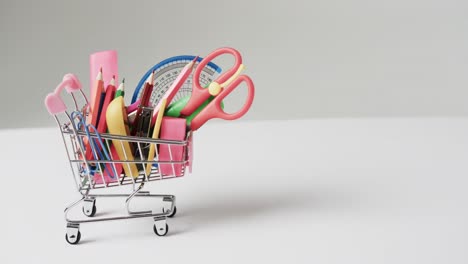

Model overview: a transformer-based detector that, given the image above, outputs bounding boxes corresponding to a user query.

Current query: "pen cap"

[90,50,118,90]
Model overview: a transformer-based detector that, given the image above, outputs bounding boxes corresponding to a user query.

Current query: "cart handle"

[45,74,82,115]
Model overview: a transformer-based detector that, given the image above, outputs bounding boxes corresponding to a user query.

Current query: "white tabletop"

[1,118,467,263]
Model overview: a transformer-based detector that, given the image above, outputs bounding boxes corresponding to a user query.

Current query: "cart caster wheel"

[82,205,96,217]
[167,206,177,218]
[82,198,96,217]
[65,231,81,245]
[154,223,169,236]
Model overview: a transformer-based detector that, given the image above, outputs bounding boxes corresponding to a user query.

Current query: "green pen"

[114,78,125,98]
[165,95,224,126]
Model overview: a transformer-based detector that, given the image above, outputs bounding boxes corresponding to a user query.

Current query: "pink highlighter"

[90,50,118,92]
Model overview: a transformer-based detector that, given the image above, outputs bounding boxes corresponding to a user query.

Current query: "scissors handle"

[195,47,242,88]
[180,47,243,117]
[190,75,255,131]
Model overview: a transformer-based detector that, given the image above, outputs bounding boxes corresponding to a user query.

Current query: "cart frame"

[47,80,191,244]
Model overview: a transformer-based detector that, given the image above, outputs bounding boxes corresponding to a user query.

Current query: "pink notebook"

[159,117,187,176]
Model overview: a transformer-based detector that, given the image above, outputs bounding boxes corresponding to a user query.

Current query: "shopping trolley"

[45,74,192,244]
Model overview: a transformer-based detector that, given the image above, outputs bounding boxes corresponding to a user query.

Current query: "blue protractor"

[132,55,222,107]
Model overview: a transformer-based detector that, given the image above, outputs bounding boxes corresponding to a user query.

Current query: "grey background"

[1,0,468,129]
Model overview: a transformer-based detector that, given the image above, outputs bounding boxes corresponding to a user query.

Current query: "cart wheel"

[82,205,97,217]
[153,223,169,236]
[65,231,81,245]
[168,206,177,218]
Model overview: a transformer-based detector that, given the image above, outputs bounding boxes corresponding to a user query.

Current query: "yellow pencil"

[145,98,167,174]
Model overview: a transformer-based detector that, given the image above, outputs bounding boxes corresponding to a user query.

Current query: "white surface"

[3,0,468,129]
[1,118,468,263]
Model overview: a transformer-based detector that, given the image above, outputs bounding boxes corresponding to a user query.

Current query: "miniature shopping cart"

[45,74,192,244]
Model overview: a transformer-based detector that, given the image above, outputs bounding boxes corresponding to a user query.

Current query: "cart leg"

[65,223,81,245]
[126,183,152,215]
[163,195,177,218]
[153,216,168,236]
[82,197,96,217]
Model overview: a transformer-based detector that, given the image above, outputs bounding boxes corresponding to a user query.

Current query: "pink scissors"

[180,47,255,131]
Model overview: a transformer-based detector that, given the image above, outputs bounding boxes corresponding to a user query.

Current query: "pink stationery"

[90,50,118,94]
[188,133,193,173]
[159,117,187,176]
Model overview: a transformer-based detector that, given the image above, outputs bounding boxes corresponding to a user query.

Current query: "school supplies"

[126,98,141,113]
[115,78,125,98]
[140,73,155,107]
[92,77,123,180]
[88,68,105,126]
[45,47,255,244]
[131,55,221,106]
[145,98,167,175]
[180,47,255,130]
[96,77,117,133]
[131,72,155,134]
[94,146,123,184]
[82,69,105,160]
[133,106,154,167]
[106,96,139,178]
[96,91,106,125]
[90,50,118,88]
[159,117,187,176]
[165,95,224,126]
[134,107,153,138]
[151,57,198,124]
[71,111,117,181]
[187,133,193,173]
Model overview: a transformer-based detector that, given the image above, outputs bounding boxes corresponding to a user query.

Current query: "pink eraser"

[90,50,118,93]
[188,133,193,173]
[159,117,187,176]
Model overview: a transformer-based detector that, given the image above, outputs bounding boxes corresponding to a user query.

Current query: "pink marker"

[90,50,118,94]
